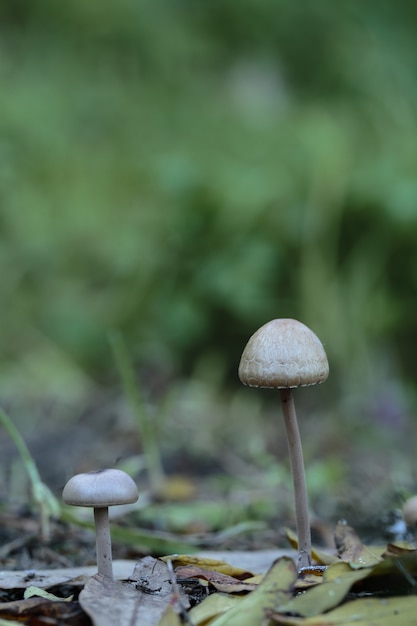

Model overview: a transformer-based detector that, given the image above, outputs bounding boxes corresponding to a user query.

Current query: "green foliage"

[0,0,417,409]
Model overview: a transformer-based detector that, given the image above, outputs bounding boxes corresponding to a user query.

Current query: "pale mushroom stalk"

[280,388,311,570]
[94,507,114,579]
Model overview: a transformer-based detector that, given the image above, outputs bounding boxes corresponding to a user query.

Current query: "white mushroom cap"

[62,468,139,508]
[238,318,329,389]
[403,495,417,527]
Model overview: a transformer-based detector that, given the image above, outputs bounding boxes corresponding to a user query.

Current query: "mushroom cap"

[403,495,417,527]
[238,318,329,388]
[62,468,139,507]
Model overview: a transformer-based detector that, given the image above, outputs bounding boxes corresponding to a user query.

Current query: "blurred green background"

[1,0,417,534]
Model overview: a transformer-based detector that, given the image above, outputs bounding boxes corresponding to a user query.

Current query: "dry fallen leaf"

[175,564,257,593]
[80,575,167,626]
[196,557,297,626]
[80,557,189,626]
[0,596,90,626]
[334,520,384,567]
[383,542,417,557]
[162,554,255,578]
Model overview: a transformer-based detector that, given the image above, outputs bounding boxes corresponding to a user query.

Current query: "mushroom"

[238,318,329,570]
[62,468,139,579]
[403,495,417,528]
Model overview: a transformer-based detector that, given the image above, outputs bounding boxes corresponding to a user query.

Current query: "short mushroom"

[62,468,139,579]
[238,318,329,570]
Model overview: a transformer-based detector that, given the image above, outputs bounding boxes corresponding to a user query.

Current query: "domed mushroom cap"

[403,495,417,527]
[238,318,329,388]
[62,468,139,507]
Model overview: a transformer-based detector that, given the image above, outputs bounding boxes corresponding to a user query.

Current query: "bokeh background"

[1,0,417,541]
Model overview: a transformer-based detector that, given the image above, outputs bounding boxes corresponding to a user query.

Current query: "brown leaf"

[0,596,90,625]
[175,565,257,593]
[384,543,417,557]
[334,521,383,566]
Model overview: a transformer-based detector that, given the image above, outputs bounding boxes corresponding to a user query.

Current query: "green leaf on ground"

[277,562,372,618]
[268,595,417,625]
[204,557,297,626]
[188,593,243,626]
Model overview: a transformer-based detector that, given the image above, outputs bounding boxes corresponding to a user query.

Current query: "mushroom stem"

[280,388,311,570]
[94,507,113,579]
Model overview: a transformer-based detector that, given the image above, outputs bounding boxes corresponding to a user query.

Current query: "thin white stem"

[94,507,113,579]
[280,388,311,570]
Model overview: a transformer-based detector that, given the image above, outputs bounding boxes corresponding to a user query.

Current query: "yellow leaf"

[162,555,253,578]
[157,604,182,626]
[188,593,243,626]
[23,586,73,602]
[285,528,338,566]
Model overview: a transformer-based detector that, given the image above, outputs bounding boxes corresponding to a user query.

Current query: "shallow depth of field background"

[1,0,417,538]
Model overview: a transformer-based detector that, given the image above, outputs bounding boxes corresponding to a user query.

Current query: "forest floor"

[0,383,415,624]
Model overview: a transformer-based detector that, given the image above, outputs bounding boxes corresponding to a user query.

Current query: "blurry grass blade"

[109,329,165,492]
[0,408,60,541]
[215,521,267,542]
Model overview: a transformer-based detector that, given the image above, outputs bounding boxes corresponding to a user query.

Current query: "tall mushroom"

[238,318,329,570]
[62,468,139,579]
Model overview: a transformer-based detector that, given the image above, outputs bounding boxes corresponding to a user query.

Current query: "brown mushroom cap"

[238,318,329,388]
[62,468,139,508]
